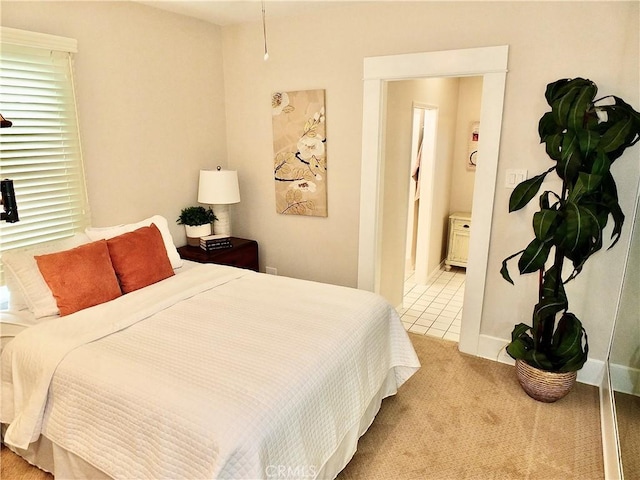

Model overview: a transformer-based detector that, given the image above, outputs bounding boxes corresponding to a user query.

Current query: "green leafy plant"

[501,77,640,373]
[176,206,216,226]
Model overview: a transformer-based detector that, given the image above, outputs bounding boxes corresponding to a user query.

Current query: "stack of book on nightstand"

[200,234,232,251]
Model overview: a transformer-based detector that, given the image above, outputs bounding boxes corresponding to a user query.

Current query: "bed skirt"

[3,369,399,479]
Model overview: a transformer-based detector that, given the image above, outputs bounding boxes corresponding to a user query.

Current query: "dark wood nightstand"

[177,237,259,272]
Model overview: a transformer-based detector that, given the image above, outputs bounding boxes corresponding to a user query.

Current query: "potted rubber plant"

[177,206,216,246]
[501,77,640,402]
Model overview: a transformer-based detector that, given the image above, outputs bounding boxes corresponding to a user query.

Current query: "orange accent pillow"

[107,223,175,294]
[35,240,122,316]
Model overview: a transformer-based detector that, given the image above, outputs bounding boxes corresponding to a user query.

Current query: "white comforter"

[1,264,420,479]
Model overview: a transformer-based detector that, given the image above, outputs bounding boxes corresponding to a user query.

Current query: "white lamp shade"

[198,169,240,205]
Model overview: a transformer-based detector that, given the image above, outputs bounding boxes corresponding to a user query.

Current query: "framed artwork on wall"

[272,89,327,217]
[467,121,479,170]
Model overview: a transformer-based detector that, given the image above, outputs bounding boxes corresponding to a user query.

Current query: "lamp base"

[213,204,231,236]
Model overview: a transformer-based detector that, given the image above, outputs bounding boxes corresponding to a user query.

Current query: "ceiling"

[134,1,359,26]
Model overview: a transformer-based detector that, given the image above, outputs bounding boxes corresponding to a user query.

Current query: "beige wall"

[222,1,639,362]
[449,76,482,214]
[2,1,228,245]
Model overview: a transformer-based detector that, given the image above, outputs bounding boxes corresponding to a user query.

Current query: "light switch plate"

[506,169,528,188]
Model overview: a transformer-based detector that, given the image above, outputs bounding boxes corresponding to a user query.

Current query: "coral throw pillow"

[35,240,122,316]
[107,223,175,293]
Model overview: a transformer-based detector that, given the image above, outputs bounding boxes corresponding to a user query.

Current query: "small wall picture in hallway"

[272,89,327,217]
[467,121,479,170]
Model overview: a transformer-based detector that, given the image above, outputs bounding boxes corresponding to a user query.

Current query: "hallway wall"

[381,77,482,307]
[449,77,482,213]
[380,78,459,307]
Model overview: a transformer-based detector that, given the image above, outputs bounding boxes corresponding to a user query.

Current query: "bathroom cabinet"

[445,212,471,270]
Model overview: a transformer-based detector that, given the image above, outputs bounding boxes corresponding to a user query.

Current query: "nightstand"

[177,237,259,272]
[444,212,471,271]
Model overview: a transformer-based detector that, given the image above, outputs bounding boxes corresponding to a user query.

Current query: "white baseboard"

[476,334,605,386]
[610,362,640,395]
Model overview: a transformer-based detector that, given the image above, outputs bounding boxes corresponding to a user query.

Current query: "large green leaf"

[590,151,610,176]
[567,83,597,130]
[511,323,532,342]
[567,172,603,203]
[549,79,593,127]
[574,204,604,261]
[541,266,567,304]
[557,201,595,254]
[560,202,608,282]
[552,86,580,127]
[506,323,534,360]
[509,167,554,212]
[576,129,600,156]
[552,313,583,357]
[525,350,554,371]
[518,238,552,274]
[544,133,563,161]
[506,337,531,360]
[611,96,640,135]
[533,297,566,326]
[551,313,588,372]
[556,131,582,182]
[538,111,562,142]
[600,172,625,248]
[500,249,525,284]
[538,190,561,210]
[533,209,559,241]
[545,78,592,101]
[600,116,633,153]
[545,79,572,104]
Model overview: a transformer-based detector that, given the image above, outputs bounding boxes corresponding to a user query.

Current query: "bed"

[0,215,420,479]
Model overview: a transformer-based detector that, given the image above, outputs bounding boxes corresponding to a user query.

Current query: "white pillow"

[5,269,28,311]
[2,233,91,318]
[85,215,183,269]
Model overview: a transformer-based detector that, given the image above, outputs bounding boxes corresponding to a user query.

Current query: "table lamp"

[198,167,240,236]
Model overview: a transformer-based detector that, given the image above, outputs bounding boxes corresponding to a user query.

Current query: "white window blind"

[0,28,90,262]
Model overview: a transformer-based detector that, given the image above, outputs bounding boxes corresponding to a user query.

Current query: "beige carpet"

[338,334,603,480]
[614,391,640,477]
[1,334,603,479]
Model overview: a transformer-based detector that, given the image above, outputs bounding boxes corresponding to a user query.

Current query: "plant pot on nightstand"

[184,224,211,247]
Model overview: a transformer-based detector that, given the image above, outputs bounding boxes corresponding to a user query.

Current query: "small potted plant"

[176,206,216,246]
[501,77,640,402]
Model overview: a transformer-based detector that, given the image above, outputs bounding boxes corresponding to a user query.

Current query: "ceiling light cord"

[262,0,269,61]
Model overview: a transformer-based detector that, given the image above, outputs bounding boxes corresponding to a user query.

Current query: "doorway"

[357,46,509,357]
[401,77,482,343]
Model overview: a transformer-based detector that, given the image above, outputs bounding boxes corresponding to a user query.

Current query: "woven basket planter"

[515,359,577,403]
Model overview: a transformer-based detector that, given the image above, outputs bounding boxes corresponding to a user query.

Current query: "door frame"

[357,45,509,356]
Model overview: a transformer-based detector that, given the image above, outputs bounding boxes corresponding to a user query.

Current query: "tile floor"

[398,266,466,342]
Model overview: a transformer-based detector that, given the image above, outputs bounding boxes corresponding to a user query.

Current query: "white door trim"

[357,45,509,356]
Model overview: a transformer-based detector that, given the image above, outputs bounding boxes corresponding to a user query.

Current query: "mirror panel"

[609,194,640,478]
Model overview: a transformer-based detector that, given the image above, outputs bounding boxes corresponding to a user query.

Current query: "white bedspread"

[1,264,420,479]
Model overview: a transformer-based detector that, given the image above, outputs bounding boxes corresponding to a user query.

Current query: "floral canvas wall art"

[272,89,327,216]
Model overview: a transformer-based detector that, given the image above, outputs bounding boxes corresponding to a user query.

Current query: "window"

[0,28,90,266]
